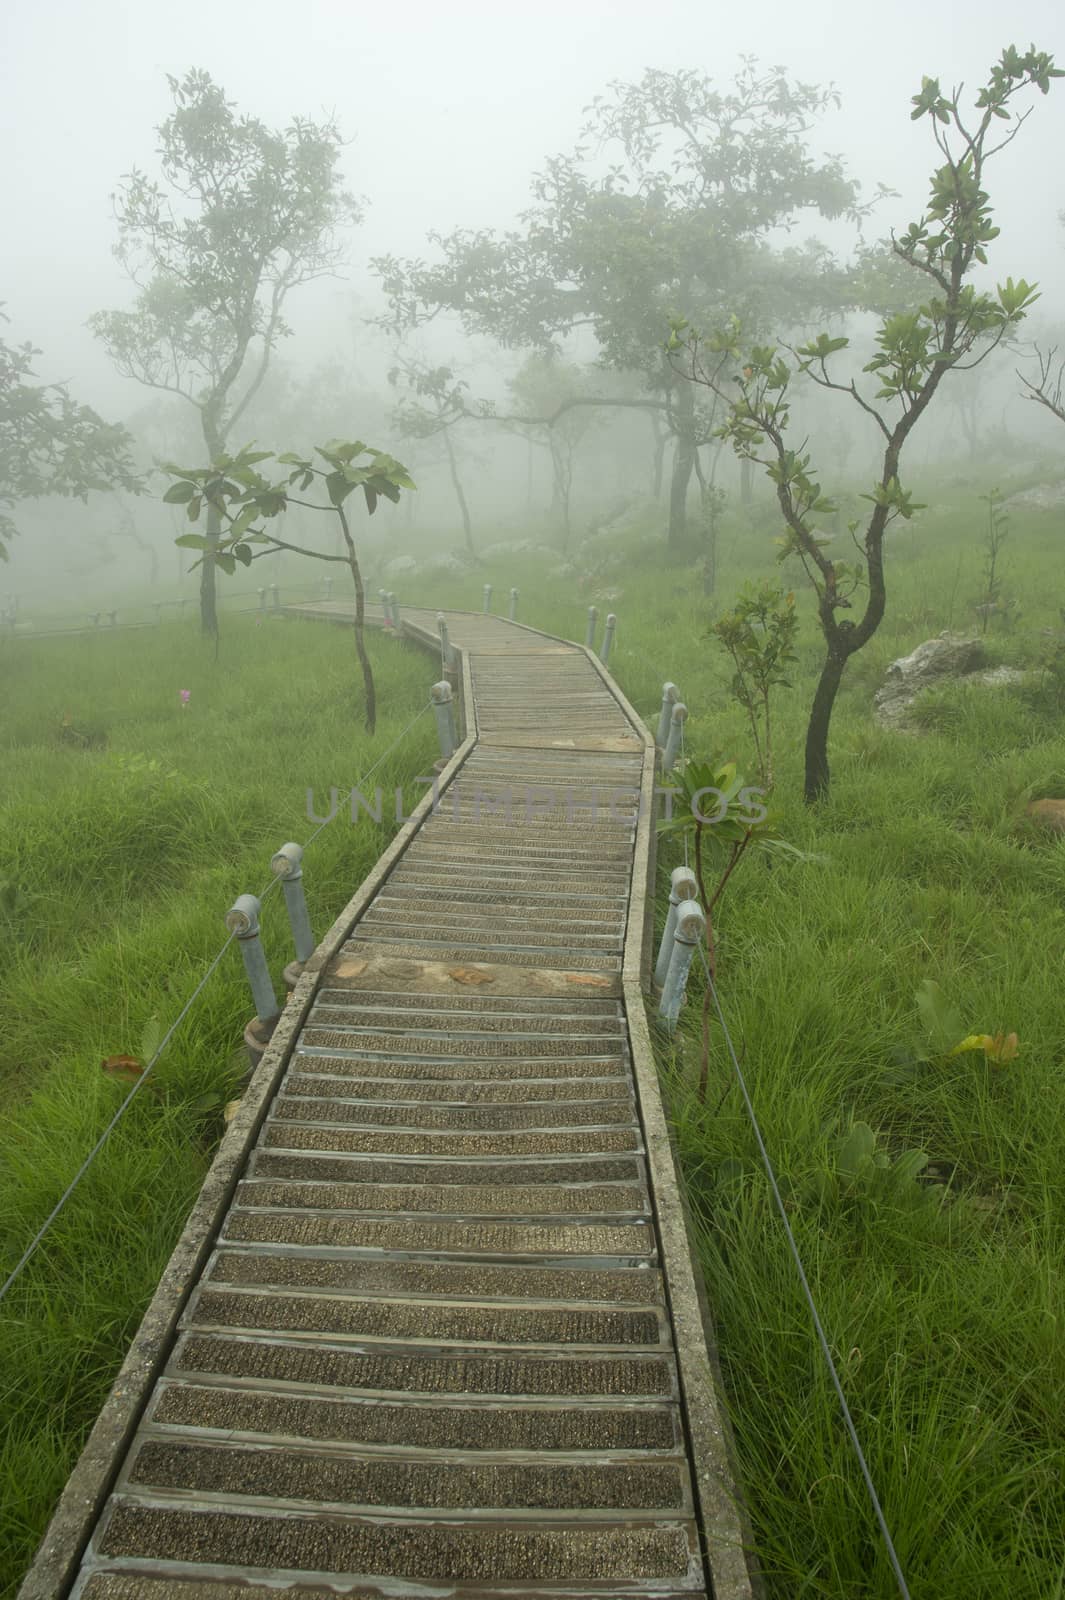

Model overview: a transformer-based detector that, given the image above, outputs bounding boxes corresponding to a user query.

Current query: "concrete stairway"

[21,608,752,1600]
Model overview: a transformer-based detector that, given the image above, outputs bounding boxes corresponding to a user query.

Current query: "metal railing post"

[271,843,315,987]
[389,593,400,629]
[656,682,679,749]
[509,587,519,621]
[225,893,281,1068]
[654,865,699,988]
[431,680,456,761]
[483,583,493,614]
[585,606,598,649]
[658,899,706,1032]
[662,702,688,774]
[600,612,617,665]
[269,584,280,611]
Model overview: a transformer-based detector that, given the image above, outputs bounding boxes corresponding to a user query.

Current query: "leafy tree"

[374,62,877,546]
[387,357,475,552]
[92,70,358,637]
[165,441,414,732]
[668,45,1059,802]
[0,311,140,559]
[713,582,799,788]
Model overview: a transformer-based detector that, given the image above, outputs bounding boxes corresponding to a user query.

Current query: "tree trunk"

[549,436,572,552]
[803,647,849,803]
[338,506,376,735]
[200,501,220,638]
[668,382,695,547]
[740,457,753,507]
[651,414,667,499]
[443,429,473,553]
[199,416,224,639]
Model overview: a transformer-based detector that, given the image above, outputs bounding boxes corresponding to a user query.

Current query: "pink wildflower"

[179,689,191,707]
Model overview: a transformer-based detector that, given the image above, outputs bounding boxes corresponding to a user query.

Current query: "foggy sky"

[3,0,1063,417]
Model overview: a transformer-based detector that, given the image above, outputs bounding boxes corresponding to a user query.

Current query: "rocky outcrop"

[873,633,989,727]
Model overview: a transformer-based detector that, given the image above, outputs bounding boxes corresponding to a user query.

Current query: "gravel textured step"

[289,1052,627,1083]
[247,1153,644,1189]
[343,939,622,973]
[313,987,623,1014]
[96,1504,697,1582]
[280,1075,630,1107]
[222,1213,654,1256]
[127,1438,687,1512]
[271,1095,635,1130]
[262,1125,642,1157]
[149,1381,678,1451]
[207,1250,660,1303]
[171,1334,676,1397]
[234,1178,647,1217]
[310,1003,627,1030]
[298,1029,627,1059]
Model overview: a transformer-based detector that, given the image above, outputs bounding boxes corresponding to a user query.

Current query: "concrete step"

[148,1379,678,1451]
[247,1152,643,1188]
[262,1124,642,1158]
[233,1176,648,1217]
[170,1333,676,1399]
[123,1438,689,1513]
[206,1248,660,1303]
[183,1285,665,1348]
[222,1213,655,1257]
[92,1502,701,1586]
[280,1073,631,1105]
[270,1093,635,1130]
[289,1052,627,1083]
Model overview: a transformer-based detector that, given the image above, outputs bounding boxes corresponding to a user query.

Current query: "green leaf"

[174,533,210,550]
[163,481,197,504]
[232,544,253,567]
[216,553,236,576]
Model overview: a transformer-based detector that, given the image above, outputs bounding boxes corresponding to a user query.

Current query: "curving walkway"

[20,605,753,1600]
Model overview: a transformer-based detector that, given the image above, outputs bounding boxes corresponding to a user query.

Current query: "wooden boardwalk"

[20,606,753,1600]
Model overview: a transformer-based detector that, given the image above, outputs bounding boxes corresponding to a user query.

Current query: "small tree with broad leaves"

[667,44,1060,802]
[164,441,414,732]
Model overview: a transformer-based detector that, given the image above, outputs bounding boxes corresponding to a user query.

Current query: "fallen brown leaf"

[448,966,495,985]
[565,974,612,988]
[101,1054,145,1078]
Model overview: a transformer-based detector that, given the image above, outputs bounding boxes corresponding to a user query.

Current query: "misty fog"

[2,0,1062,612]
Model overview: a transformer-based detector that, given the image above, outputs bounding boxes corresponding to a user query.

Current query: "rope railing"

[0,694,433,1309]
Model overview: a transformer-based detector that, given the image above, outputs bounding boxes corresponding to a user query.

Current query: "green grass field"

[2,473,1063,1597]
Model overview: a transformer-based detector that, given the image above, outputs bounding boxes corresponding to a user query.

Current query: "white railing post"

[658,899,706,1032]
[662,702,688,774]
[654,865,699,988]
[656,682,679,749]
